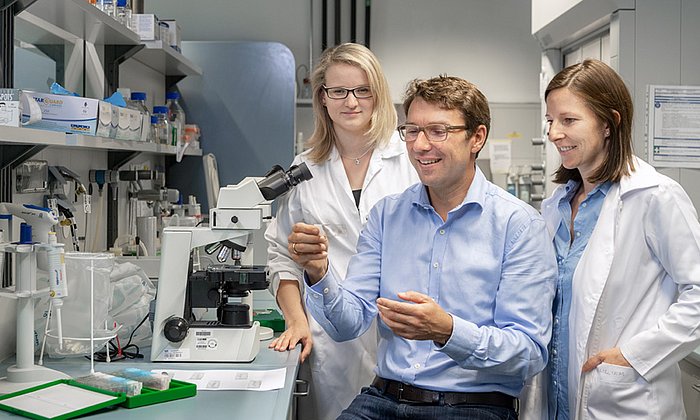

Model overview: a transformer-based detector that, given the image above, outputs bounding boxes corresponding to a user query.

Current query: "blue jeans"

[337,386,518,420]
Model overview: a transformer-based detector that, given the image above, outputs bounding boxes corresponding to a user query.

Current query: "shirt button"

[582,202,587,208]
[575,231,581,237]
[554,318,559,326]
[433,262,439,269]
[553,380,558,387]
[552,349,558,356]
[323,287,329,294]
[414,363,420,369]
[439,229,445,235]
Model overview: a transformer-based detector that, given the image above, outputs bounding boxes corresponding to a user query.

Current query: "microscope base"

[153,321,261,363]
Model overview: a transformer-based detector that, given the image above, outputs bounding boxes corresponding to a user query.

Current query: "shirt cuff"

[438,314,481,361]
[304,268,341,305]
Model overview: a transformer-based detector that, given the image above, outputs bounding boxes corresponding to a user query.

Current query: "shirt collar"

[413,165,487,213]
[561,179,613,202]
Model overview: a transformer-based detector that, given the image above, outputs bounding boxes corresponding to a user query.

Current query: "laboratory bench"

[0,343,301,419]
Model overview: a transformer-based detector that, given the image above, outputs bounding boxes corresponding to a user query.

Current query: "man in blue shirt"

[288,75,557,420]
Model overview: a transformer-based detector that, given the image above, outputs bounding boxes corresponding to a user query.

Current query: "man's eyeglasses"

[322,85,373,99]
[397,123,469,142]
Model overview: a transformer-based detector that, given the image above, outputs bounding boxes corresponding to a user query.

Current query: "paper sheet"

[154,368,286,391]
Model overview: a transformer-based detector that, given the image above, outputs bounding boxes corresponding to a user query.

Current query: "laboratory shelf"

[0,125,202,157]
[296,98,313,107]
[134,40,203,77]
[15,0,140,46]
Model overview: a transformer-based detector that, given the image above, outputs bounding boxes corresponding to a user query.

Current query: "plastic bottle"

[116,0,132,28]
[130,92,151,142]
[165,91,186,146]
[150,115,159,144]
[101,0,115,18]
[152,106,171,145]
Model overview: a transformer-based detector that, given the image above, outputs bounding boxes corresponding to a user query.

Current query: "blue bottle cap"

[166,91,180,100]
[19,223,33,244]
[151,115,158,124]
[153,106,168,114]
[131,92,147,101]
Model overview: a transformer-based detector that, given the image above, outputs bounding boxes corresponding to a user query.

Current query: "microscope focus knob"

[163,317,189,342]
[230,215,239,224]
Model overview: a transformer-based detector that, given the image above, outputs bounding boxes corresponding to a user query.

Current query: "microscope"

[150,163,312,362]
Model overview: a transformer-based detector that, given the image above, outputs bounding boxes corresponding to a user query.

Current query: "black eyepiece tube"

[257,162,313,201]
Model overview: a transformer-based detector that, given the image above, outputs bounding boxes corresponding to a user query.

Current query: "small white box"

[0,89,21,127]
[96,101,115,138]
[116,106,143,141]
[133,14,159,41]
[161,19,181,52]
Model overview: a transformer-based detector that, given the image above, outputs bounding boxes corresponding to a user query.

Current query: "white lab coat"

[523,157,700,419]
[265,133,419,420]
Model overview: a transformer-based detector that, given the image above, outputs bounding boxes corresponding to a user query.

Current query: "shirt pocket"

[585,363,658,419]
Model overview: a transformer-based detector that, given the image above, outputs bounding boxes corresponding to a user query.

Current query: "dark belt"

[372,377,517,409]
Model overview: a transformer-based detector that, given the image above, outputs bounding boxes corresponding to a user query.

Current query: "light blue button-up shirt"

[548,180,611,419]
[305,168,557,397]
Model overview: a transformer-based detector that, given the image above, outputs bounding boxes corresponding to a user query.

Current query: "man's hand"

[376,291,453,345]
[288,223,328,284]
[268,319,313,363]
[582,347,631,373]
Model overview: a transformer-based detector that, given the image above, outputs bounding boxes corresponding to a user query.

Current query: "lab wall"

[534,0,700,212]
[147,0,542,103]
[147,0,544,190]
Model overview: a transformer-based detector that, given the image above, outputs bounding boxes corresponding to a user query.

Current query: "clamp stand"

[0,244,69,394]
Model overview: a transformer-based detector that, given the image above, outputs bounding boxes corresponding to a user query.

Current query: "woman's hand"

[268,319,313,363]
[582,347,631,372]
[288,223,329,284]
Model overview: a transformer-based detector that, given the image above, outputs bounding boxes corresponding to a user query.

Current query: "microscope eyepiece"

[257,162,313,201]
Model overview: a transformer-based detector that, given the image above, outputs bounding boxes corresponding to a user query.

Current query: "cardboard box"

[115,106,142,141]
[0,89,21,127]
[96,101,115,138]
[22,92,101,136]
[133,14,159,41]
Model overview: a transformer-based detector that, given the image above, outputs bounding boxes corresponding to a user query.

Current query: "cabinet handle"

[294,379,310,397]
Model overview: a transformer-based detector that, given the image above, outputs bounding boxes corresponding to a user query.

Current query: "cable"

[86,313,149,363]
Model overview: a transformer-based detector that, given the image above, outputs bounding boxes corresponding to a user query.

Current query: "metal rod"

[364,0,371,48]
[334,0,341,46]
[350,0,356,43]
[322,0,327,51]
[309,0,314,72]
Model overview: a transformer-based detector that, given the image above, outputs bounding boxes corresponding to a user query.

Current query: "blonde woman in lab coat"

[528,58,700,419]
[264,43,418,420]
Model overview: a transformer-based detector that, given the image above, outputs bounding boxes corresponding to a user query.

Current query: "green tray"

[0,379,125,420]
[254,309,286,332]
[121,379,196,409]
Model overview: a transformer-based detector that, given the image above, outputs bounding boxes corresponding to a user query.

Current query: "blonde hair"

[306,43,397,163]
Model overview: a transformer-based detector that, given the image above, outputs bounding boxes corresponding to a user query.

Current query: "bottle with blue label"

[165,91,186,146]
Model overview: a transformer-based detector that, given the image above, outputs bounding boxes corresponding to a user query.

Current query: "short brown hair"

[545,59,634,184]
[402,75,490,157]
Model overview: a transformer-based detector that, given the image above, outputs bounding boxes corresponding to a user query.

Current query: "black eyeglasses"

[322,85,373,99]
[397,123,469,142]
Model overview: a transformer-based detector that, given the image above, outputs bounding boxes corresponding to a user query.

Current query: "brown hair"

[545,59,634,184]
[402,75,490,157]
[306,43,396,163]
